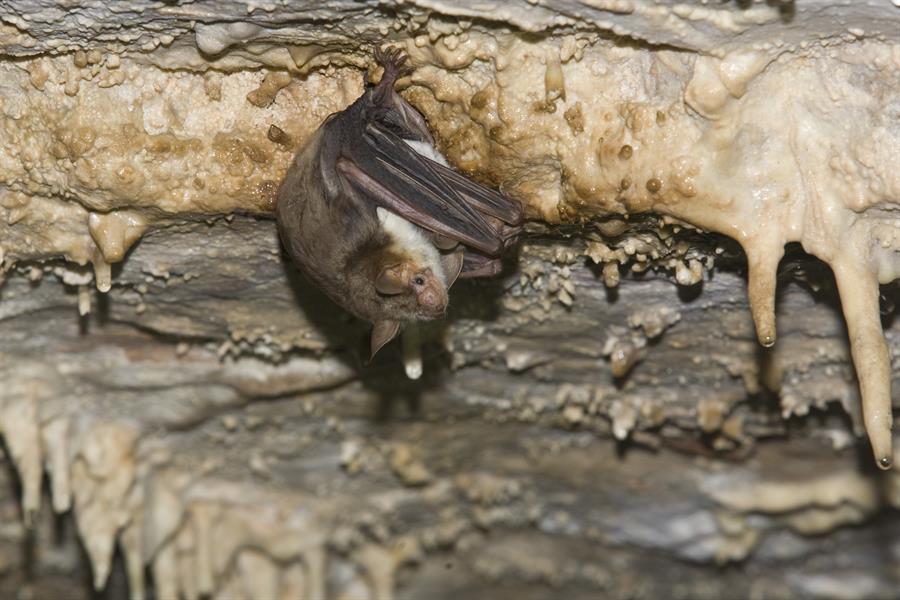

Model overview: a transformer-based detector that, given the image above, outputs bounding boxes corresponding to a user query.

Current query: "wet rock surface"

[0,217,897,598]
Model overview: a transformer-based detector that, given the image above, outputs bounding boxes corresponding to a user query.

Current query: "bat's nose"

[416,279,448,318]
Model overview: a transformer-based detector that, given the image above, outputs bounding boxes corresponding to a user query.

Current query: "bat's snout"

[413,270,448,319]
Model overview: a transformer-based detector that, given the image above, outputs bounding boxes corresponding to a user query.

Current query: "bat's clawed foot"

[374,45,414,90]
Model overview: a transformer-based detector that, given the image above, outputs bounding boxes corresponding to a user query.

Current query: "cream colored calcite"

[403,33,899,465]
[708,461,892,562]
[0,53,362,293]
[0,386,417,599]
[0,218,896,597]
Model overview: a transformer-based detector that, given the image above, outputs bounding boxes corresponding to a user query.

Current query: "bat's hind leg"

[374,45,413,101]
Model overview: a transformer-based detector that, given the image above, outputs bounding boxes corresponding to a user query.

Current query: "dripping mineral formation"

[276,46,522,362]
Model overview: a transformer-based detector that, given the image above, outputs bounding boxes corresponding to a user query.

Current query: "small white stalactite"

[304,546,328,600]
[152,542,179,600]
[354,544,397,600]
[176,525,200,600]
[78,284,91,316]
[402,323,424,380]
[238,549,280,599]
[193,503,216,597]
[744,240,784,349]
[119,516,146,600]
[1,397,42,527]
[93,256,112,293]
[280,562,307,599]
[41,418,72,512]
[832,258,894,469]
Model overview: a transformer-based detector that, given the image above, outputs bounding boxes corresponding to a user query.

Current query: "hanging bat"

[276,46,522,361]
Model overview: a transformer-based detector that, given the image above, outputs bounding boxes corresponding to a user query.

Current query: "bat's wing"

[337,120,519,257]
[418,158,522,227]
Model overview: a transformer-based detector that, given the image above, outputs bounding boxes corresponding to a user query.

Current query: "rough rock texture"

[0,1,898,598]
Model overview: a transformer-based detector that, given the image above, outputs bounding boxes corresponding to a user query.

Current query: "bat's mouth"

[417,304,447,320]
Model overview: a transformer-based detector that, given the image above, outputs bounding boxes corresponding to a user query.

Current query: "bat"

[276,46,522,362]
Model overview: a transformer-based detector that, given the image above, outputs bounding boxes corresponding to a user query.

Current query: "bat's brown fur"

[276,47,522,356]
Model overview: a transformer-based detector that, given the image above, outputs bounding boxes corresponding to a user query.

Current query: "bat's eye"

[413,276,425,286]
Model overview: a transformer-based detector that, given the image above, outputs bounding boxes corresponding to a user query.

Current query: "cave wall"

[0,1,898,598]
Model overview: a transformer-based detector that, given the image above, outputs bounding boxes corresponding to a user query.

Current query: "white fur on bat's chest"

[374,139,452,285]
[403,139,450,167]
[376,207,444,284]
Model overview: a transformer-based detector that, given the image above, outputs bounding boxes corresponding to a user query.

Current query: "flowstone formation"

[0,1,898,598]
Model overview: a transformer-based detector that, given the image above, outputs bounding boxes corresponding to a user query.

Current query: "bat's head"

[367,258,447,361]
[367,256,447,359]
[375,261,447,320]
[369,207,449,321]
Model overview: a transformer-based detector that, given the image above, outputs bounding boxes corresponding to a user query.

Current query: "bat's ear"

[440,248,465,287]
[375,265,409,295]
[370,320,401,360]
